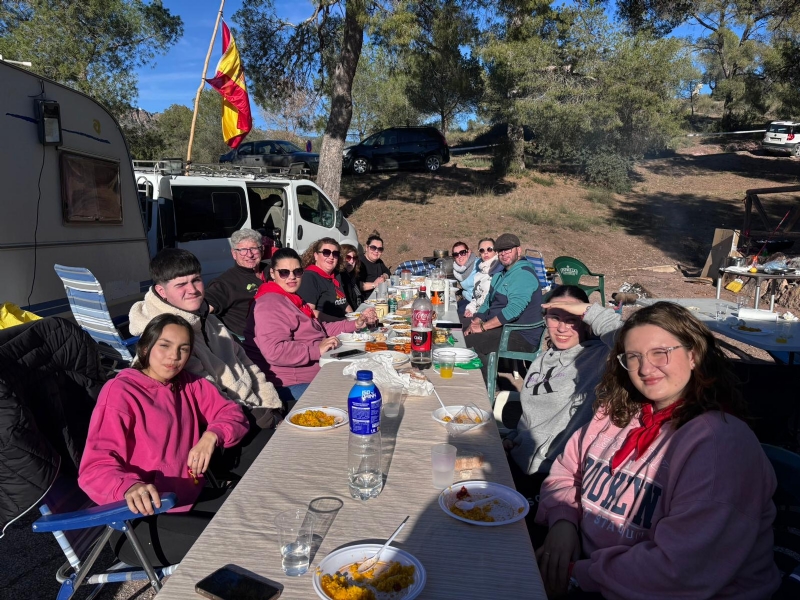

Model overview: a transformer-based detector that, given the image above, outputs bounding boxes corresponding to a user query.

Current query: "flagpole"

[186,0,226,169]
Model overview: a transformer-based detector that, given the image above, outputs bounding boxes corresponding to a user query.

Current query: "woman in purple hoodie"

[535,302,779,600]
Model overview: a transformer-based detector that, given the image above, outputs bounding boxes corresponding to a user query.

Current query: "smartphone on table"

[195,564,283,600]
[330,349,367,360]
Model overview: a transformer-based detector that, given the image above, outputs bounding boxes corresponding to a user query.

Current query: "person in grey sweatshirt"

[504,286,622,490]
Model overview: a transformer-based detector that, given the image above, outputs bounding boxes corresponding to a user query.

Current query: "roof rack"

[131,159,316,181]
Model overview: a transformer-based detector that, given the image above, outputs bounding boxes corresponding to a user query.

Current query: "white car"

[762,121,800,157]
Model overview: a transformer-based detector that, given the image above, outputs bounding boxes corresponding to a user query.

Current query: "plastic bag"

[0,302,42,330]
[342,355,435,396]
[763,260,789,272]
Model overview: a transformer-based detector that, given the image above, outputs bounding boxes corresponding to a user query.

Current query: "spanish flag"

[206,21,252,149]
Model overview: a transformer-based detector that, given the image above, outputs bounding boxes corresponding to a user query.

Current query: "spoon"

[455,496,497,511]
[433,388,455,419]
[355,516,410,574]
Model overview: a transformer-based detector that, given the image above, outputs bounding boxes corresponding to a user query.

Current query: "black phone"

[331,348,367,359]
[436,322,462,329]
[195,564,282,600]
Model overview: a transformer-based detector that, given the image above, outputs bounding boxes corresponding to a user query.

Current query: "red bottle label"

[412,309,432,328]
[411,329,431,352]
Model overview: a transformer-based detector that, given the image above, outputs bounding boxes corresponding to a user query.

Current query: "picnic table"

[715,266,800,311]
[636,297,800,364]
[156,312,546,599]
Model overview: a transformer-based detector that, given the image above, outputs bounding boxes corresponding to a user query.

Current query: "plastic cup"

[776,321,792,344]
[715,302,727,321]
[736,294,748,312]
[275,508,316,576]
[431,443,457,488]
[381,383,405,418]
[438,351,456,379]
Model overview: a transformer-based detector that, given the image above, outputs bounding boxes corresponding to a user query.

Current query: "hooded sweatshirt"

[536,410,780,599]
[129,289,282,412]
[509,304,621,475]
[78,369,249,511]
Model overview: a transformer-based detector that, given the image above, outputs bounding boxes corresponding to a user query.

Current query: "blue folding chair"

[394,259,434,276]
[53,265,138,367]
[29,457,178,600]
[524,249,552,293]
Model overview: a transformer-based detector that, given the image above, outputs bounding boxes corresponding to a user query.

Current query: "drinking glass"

[431,444,457,488]
[736,294,748,313]
[438,351,456,379]
[776,321,793,344]
[275,508,316,576]
[715,302,728,321]
[381,383,405,418]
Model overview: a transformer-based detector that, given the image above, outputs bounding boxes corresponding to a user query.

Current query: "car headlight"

[343,149,351,158]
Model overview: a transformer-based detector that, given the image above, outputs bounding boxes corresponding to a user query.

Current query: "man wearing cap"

[463,233,543,380]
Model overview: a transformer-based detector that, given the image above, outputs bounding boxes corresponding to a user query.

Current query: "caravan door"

[171,182,247,282]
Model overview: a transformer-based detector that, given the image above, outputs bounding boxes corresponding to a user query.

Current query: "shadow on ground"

[339,164,516,217]
[641,151,800,185]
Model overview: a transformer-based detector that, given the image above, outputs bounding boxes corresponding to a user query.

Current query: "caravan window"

[60,152,123,223]
[172,186,247,242]
[296,185,335,228]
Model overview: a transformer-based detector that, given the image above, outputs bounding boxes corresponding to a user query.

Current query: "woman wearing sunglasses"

[534,302,778,599]
[244,248,374,402]
[358,231,391,292]
[340,243,363,311]
[451,241,477,312]
[299,238,351,321]
[462,238,501,318]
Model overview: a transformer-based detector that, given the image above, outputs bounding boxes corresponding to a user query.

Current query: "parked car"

[343,126,450,174]
[762,121,800,157]
[220,140,319,173]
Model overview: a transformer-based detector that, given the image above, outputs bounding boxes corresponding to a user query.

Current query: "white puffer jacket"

[465,256,498,314]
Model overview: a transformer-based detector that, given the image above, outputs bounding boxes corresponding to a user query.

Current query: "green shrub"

[397,243,411,253]
[586,187,615,206]
[580,150,633,193]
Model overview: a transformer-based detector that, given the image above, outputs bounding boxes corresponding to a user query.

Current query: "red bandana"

[305,264,346,300]
[610,401,681,472]
[254,281,315,319]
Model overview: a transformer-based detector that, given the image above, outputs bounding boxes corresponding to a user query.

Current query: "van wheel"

[793,145,800,158]
[352,157,370,174]
[425,155,442,172]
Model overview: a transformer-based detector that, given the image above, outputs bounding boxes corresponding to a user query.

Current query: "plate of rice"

[439,481,529,526]
[285,407,348,430]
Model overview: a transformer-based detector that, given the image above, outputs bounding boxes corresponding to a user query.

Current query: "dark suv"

[220,140,319,173]
[343,126,450,174]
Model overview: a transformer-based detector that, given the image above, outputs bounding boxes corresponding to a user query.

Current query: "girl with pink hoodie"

[535,302,779,599]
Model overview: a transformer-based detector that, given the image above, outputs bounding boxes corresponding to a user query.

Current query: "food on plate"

[449,486,494,522]
[319,561,416,599]
[341,332,372,343]
[391,324,411,332]
[736,324,762,332]
[365,342,388,353]
[372,332,386,343]
[442,414,482,424]
[290,410,337,427]
[395,308,412,317]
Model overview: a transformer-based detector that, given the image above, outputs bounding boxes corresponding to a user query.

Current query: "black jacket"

[0,318,106,533]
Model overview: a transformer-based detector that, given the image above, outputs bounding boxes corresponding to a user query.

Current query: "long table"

[156,340,546,598]
[715,266,800,311]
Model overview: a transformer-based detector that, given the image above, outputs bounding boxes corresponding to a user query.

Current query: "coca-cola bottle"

[411,286,433,370]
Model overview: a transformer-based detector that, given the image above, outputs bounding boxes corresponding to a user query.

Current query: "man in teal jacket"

[464,233,544,380]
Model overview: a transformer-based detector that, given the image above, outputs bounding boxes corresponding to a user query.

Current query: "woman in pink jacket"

[79,313,253,568]
[244,247,375,403]
[535,302,779,599]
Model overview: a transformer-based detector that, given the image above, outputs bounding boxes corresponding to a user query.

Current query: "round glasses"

[617,346,688,371]
[478,247,494,254]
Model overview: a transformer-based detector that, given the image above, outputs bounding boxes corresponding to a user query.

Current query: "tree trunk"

[508,123,525,171]
[441,112,448,135]
[316,0,365,206]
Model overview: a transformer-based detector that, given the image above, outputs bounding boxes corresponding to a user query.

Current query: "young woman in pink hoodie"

[535,302,780,599]
[79,314,253,568]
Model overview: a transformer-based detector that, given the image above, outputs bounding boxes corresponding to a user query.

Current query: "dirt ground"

[341,145,800,361]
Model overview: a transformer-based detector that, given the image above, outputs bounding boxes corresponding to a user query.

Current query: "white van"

[133,161,360,283]
[762,121,800,157]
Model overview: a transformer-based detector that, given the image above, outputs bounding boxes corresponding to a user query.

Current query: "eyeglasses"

[544,314,583,329]
[316,248,340,258]
[274,268,304,279]
[453,249,469,257]
[617,346,688,371]
[233,247,261,255]
[368,245,384,252]
[345,254,357,262]
[478,247,494,254]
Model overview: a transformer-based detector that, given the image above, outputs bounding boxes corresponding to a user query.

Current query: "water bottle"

[411,287,433,370]
[347,370,383,500]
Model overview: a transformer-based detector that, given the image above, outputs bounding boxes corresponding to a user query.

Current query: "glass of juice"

[438,351,456,379]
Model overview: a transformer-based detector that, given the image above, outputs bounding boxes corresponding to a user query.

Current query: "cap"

[356,370,373,381]
[494,233,521,251]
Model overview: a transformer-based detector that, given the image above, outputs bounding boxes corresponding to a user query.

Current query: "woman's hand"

[188,431,218,475]
[541,302,591,316]
[357,307,377,328]
[464,319,483,336]
[502,438,518,452]
[124,482,161,516]
[464,309,474,318]
[319,336,340,354]
[536,520,581,598]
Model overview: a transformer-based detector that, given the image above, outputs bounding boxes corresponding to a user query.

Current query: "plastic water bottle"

[411,287,433,370]
[347,370,383,500]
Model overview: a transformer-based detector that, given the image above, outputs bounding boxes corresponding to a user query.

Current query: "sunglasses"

[316,249,340,258]
[453,249,469,257]
[345,254,357,262]
[274,268,304,279]
[368,245,384,252]
[478,247,494,254]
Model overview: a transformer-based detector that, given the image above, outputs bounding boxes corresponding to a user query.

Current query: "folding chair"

[524,249,552,293]
[29,457,178,600]
[552,256,606,305]
[54,265,138,367]
[762,444,800,599]
[394,259,434,276]
[486,320,545,407]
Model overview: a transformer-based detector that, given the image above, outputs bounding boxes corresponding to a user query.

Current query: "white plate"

[729,324,773,336]
[285,406,348,430]
[431,406,492,433]
[382,314,408,323]
[371,350,410,366]
[432,348,477,361]
[338,332,375,345]
[313,544,426,600]
[345,312,361,321]
[438,480,529,526]
[390,336,411,345]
